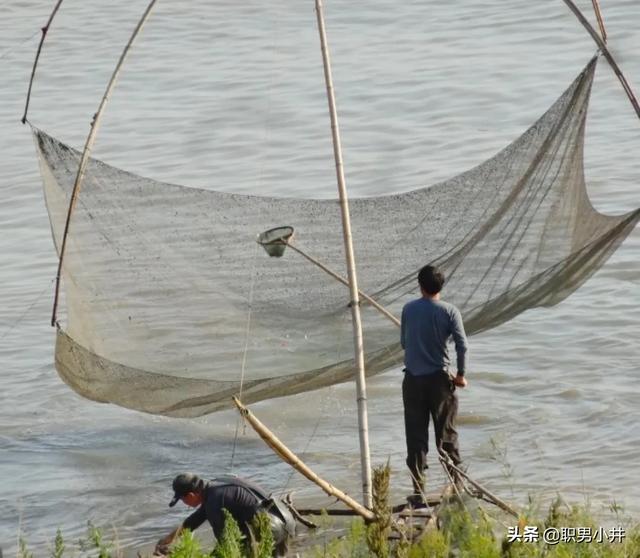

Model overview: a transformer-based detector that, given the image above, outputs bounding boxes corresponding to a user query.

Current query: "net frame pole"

[21,0,65,124]
[285,241,401,327]
[590,0,607,44]
[232,397,375,521]
[50,0,159,326]
[561,0,640,120]
[314,0,373,508]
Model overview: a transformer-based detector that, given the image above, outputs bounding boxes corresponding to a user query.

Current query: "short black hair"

[418,265,445,295]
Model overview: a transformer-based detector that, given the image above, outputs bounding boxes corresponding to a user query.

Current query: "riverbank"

[16,499,639,558]
[15,465,640,558]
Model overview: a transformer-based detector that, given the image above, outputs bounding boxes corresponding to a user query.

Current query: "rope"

[228,0,280,474]
[277,309,350,498]
[228,241,259,472]
[0,30,40,62]
[0,278,55,343]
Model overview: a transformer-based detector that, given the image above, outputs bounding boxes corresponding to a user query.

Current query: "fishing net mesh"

[34,58,639,417]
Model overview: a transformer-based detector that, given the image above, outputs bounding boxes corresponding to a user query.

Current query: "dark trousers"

[402,370,461,493]
[269,514,292,558]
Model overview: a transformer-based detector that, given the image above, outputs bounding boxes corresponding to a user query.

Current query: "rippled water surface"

[1,0,638,554]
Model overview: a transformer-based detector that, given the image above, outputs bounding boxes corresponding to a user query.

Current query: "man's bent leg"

[402,372,429,494]
[268,515,289,558]
[268,502,295,558]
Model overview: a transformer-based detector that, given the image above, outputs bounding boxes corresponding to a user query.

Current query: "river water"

[1,0,638,554]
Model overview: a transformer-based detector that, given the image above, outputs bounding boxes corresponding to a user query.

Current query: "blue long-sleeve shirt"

[400,297,468,376]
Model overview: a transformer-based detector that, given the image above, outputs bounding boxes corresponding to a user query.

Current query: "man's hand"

[453,374,467,388]
[154,525,182,556]
[154,536,174,556]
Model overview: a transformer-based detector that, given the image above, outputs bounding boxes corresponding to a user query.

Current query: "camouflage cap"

[169,473,201,507]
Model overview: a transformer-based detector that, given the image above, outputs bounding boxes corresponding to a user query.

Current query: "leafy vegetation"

[51,529,65,558]
[210,509,246,558]
[248,509,276,558]
[13,468,640,557]
[165,529,204,558]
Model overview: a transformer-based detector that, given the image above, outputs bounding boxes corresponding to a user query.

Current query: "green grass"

[14,467,640,557]
[16,505,640,557]
[166,530,205,558]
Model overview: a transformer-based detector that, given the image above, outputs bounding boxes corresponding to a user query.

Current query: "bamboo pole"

[232,397,375,521]
[282,494,318,529]
[50,0,159,326]
[438,454,519,518]
[314,0,372,508]
[590,0,607,43]
[295,495,444,516]
[561,0,640,120]
[21,0,65,124]
[285,241,401,327]
[280,242,495,376]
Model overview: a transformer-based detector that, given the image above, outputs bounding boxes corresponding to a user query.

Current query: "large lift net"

[34,58,639,417]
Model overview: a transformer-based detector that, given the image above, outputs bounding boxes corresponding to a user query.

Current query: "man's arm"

[155,506,207,554]
[400,306,406,350]
[182,505,208,532]
[450,308,468,387]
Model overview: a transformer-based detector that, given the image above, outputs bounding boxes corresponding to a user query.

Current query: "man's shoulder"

[205,476,238,496]
[436,300,465,326]
[402,298,462,319]
[435,299,461,313]
[402,298,425,312]
[208,476,267,499]
[419,298,460,322]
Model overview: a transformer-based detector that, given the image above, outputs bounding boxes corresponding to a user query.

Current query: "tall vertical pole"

[314,0,372,508]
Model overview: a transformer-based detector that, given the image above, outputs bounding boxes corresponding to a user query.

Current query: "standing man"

[155,473,295,557]
[400,265,468,502]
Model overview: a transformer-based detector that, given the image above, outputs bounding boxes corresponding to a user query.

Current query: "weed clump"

[167,529,204,558]
[366,464,393,558]
[14,483,640,557]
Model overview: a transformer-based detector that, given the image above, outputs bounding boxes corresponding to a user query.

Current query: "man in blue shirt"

[400,265,468,500]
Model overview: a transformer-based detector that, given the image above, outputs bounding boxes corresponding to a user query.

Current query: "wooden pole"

[50,0,159,326]
[21,0,65,124]
[561,0,640,120]
[314,0,372,508]
[590,0,607,43]
[438,455,519,518]
[281,242,491,374]
[285,241,400,327]
[232,397,375,521]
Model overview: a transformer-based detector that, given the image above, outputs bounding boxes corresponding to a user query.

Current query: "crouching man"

[155,473,295,557]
